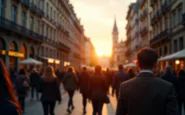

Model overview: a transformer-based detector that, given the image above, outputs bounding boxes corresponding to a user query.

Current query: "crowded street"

[24,87,117,115]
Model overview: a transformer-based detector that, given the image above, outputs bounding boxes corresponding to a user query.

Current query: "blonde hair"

[67,66,76,74]
[42,66,56,82]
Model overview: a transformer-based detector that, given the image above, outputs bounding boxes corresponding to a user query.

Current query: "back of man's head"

[118,64,123,70]
[95,65,102,73]
[165,66,172,74]
[83,67,87,71]
[137,48,158,70]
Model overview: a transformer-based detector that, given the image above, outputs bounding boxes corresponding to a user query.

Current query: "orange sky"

[70,0,136,57]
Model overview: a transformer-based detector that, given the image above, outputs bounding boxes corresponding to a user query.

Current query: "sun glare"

[97,51,103,57]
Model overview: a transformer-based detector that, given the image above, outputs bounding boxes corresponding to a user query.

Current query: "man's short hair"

[118,64,123,70]
[83,67,87,71]
[95,65,102,73]
[137,48,158,69]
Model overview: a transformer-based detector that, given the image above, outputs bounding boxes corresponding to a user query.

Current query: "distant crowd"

[1,48,185,115]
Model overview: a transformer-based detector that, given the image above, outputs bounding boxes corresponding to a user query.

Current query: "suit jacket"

[116,72,179,115]
[79,71,90,95]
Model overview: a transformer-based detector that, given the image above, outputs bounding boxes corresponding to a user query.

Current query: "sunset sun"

[97,51,103,57]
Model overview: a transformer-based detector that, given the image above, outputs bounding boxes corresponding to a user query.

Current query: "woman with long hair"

[63,66,78,113]
[0,59,21,115]
[39,66,61,115]
[16,68,30,112]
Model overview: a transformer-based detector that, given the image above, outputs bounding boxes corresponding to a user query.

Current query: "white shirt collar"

[140,70,153,74]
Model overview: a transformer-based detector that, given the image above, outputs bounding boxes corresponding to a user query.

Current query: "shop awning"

[124,63,136,68]
[19,58,43,65]
[38,56,60,64]
[158,49,185,61]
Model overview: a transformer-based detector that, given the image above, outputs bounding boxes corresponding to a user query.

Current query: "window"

[174,40,177,52]
[30,16,34,31]
[46,3,49,16]
[50,7,52,19]
[50,29,52,39]
[22,11,26,26]
[179,8,182,24]
[46,26,48,37]
[164,46,168,56]
[179,37,184,50]
[0,0,5,17]
[42,23,44,36]
[42,0,44,10]
[173,12,176,27]
[36,20,39,33]
[165,16,168,29]
[54,11,55,22]
[12,6,17,23]
[117,55,120,61]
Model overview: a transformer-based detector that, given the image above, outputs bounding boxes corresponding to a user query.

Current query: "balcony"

[150,29,171,45]
[30,3,36,13]
[140,27,148,36]
[36,7,44,17]
[161,2,169,14]
[0,16,43,41]
[183,13,185,25]
[141,9,148,20]
[21,0,29,8]
[57,42,71,53]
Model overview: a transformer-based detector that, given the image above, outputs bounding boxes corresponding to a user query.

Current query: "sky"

[70,0,136,57]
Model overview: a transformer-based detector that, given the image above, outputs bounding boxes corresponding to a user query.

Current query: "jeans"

[92,100,104,115]
[67,90,75,108]
[18,97,25,111]
[179,100,185,115]
[42,101,56,115]
[31,86,39,99]
[82,94,88,110]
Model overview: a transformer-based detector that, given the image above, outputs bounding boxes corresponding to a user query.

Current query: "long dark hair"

[0,60,21,114]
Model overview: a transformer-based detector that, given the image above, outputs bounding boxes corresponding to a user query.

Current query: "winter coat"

[63,72,78,91]
[0,99,19,115]
[79,71,90,95]
[39,78,61,102]
[30,72,40,87]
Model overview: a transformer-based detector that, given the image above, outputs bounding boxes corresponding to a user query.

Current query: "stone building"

[0,0,86,71]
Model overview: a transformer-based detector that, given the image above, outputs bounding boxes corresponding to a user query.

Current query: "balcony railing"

[57,42,71,53]
[21,0,29,8]
[183,13,185,25]
[150,29,171,45]
[30,3,36,13]
[161,2,169,13]
[0,16,43,41]
[141,27,148,36]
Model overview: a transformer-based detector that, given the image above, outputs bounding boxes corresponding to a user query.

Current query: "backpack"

[16,76,29,94]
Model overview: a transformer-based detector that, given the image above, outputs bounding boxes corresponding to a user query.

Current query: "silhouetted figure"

[63,67,78,113]
[15,68,30,112]
[105,68,112,87]
[0,60,21,115]
[116,48,179,115]
[128,68,135,79]
[30,68,40,101]
[88,65,108,115]
[113,64,129,99]
[79,67,90,114]
[39,66,61,115]
[177,70,185,115]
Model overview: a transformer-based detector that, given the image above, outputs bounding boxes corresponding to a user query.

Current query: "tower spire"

[113,16,118,33]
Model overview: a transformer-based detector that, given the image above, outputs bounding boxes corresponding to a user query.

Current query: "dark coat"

[39,78,61,102]
[30,72,40,87]
[0,100,19,115]
[79,71,90,95]
[63,72,78,91]
[116,72,179,115]
[178,75,185,101]
[88,73,108,101]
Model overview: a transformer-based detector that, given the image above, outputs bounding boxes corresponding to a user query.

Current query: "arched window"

[29,47,34,58]
[20,44,26,60]
[0,38,5,50]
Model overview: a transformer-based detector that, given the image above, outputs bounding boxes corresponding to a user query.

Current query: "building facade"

[0,0,86,71]
[112,18,127,68]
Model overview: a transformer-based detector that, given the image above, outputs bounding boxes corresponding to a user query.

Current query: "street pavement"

[24,86,117,115]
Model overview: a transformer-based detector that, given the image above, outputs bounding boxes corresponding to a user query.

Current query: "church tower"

[112,17,119,48]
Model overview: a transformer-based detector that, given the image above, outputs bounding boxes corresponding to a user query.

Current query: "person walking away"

[39,66,61,115]
[30,68,40,101]
[112,64,129,99]
[15,68,30,112]
[177,70,185,115]
[63,67,78,113]
[162,66,181,111]
[128,68,135,79]
[116,48,179,115]
[79,67,90,114]
[0,59,21,115]
[88,65,109,115]
[105,68,112,88]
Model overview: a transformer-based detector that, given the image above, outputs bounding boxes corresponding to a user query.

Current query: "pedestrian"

[116,48,179,115]
[39,66,61,115]
[88,65,109,115]
[0,60,22,115]
[112,64,129,99]
[79,67,90,114]
[15,68,30,112]
[30,68,41,101]
[127,68,135,79]
[177,70,185,115]
[105,68,112,87]
[63,67,78,113]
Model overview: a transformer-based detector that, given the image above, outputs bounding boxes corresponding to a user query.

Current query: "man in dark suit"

[113,64,129,99]
[116,48,179,115]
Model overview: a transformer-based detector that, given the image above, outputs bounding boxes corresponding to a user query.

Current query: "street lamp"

[175,60,180,65]
[48,58,54,63]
